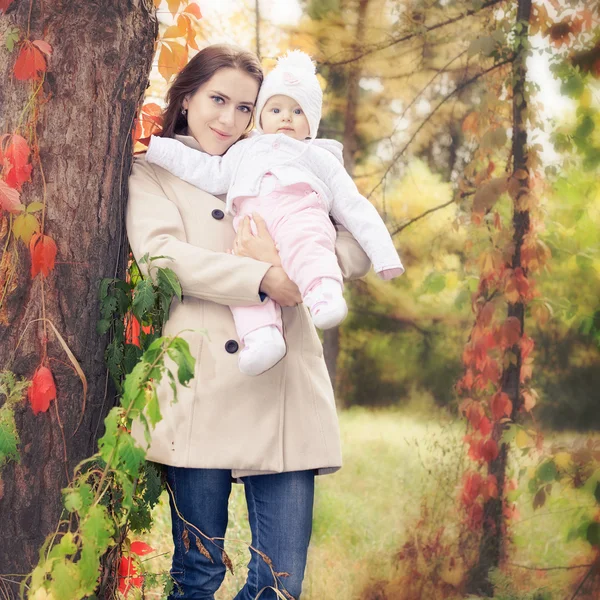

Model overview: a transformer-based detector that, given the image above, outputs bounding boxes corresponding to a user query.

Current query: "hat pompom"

[276,50,316,74]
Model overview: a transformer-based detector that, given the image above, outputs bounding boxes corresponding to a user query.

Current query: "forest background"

[0,0,599,599]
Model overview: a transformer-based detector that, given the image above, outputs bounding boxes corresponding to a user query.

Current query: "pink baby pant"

[230,181,343,341]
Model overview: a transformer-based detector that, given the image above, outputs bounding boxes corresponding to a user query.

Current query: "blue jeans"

[166,467,315,600]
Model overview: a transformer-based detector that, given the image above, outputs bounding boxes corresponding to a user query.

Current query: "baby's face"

[260,95,310,141]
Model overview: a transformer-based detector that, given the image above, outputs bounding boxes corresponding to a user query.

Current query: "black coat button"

[211,209,225,220]
[225,340,239,354]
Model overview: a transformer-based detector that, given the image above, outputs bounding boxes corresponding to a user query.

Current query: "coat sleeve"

[145,135,239,195]
[126,158,272,306]
[334,225,372,280]
[328,164,404,279]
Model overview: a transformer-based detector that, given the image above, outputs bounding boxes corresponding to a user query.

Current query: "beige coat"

[126,135,370,478]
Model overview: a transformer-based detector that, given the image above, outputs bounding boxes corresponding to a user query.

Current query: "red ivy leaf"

[32,39,52,56]
[481,438,499,462]
[490,391,513,421]
[0,134,33,190]
[133,103,163,147]
[118,556,143,596]
[0,0,15,14]
[0,179,22,213]
[0,133,31,169]
[461,471,483,506]
[131,541,154,556]
[14,42,48,80]
[30,233,57,277]
[28,366,57,415]
[479,415,492,436]
[4,163,33,189]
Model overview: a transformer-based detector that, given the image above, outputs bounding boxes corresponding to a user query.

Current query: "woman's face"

[182,67,260,156]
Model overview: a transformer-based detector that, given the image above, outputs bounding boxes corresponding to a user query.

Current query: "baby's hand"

[231,214,282,266]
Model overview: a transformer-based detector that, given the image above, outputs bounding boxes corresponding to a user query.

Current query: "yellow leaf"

[167,0,182,17]
[158,41,188,83]
[472,177,508,216]
[554,452,572,470]
[12,213,39,244]
[580,88,592,109]
[439,557,465,587]
[516,428,530,449]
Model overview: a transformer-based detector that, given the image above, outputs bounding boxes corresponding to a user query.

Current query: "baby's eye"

[211,95,225,104]
[294,108,303,115]
[272,108,280,114]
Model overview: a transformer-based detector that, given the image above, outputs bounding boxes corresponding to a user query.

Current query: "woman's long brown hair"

[160,44,263,139]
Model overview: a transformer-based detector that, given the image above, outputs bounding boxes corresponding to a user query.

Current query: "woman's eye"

[238,106,250,113]
[212,96,224,104]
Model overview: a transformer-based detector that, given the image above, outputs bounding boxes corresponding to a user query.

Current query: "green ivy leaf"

[80,505,114,554]
[537,460,558,482]
[50,560,82,599]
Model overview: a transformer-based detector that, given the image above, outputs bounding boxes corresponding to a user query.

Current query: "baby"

[146,50,404,376]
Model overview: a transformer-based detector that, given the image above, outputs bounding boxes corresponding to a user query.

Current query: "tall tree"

[0,0,156,583]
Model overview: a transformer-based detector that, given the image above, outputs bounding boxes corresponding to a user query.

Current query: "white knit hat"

[255,50,323,139]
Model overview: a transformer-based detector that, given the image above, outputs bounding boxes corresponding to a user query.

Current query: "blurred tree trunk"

[324,0,370,405]
[466,0,532,594]
[0,0,156,581]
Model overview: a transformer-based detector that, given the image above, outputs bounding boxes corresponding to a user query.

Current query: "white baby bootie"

[304,278,348,330]
[238,325,286,376]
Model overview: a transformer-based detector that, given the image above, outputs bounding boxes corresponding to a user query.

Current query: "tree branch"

[391,197,458,237]
[367,56,515,199]
[320,0,506,67]
[507,562,595,572]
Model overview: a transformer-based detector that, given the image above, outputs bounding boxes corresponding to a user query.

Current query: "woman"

[126,45,370,600]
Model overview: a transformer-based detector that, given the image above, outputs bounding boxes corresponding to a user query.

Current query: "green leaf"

[132,279,156,320]
[63,482,93,515]
[26,201,45,213]
[167,337,195,386]
[5,27,19,52]
[586,522,600,547]
[0,404,20,468]
[157,267,182,301]
[12,213,39,243]
[116,434,145,476]
[80,504,114,554]
[96,319,111,336]
[50,560,82,599]
[561,73,584,99]
[537,460,558,482]
[146,387,162,427]
[421,272,446,294]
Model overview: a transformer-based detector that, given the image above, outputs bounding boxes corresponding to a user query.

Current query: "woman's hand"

[231,213,281,266]
[260,266,302,307]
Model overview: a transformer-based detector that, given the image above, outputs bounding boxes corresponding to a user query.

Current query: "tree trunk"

[323,0,369,405]
[0,0,156,582]
[466,0,532,594]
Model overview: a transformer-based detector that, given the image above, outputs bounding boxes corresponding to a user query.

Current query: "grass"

[133,406,598,599]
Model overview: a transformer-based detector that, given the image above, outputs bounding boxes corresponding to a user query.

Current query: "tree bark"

[0,0,156,582]
[466,0,532,595]
[323,0,370,405]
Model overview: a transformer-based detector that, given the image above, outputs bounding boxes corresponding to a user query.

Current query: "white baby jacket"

[145,133,404,278]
